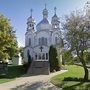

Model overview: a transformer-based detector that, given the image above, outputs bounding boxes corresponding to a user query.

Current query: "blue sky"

[0,0,88,47]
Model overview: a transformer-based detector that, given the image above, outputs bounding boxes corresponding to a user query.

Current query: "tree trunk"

[80,55,89,81]
[79,57,89,81]
[83,66,88,81]
[77,50,89,81]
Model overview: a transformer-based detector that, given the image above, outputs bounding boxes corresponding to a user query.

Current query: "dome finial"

[43,4,48,18]
[54,7,57,14]
[30,9,33,17]
[45,3,46,9]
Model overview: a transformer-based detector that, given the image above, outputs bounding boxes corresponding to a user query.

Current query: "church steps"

[27,61,50,75]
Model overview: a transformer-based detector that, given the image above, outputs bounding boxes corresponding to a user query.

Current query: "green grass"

[51,65,90,90]
[0,65,25,84]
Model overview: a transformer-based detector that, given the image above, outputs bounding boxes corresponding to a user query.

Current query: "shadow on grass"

[0,65,25,79]
[62,77,90,90]
[63,77,90,82]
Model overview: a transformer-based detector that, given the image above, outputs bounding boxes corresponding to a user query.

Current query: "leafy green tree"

[62,50,74,65]
[49,45,60,72]
[0,14,18,61]
[49,45,54,72]
[63,10,90,81]
[84,52,90,63]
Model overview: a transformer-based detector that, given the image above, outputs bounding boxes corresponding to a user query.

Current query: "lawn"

[51,65,90,90]
[0,65,25,84]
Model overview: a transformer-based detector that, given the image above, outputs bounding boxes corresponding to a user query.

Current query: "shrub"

[23,54,32,73]
[49,45,60,72]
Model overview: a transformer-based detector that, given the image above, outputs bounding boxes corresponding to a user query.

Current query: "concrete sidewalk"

[0,70,67,90]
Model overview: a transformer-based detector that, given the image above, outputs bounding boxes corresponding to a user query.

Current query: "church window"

[27,50,30,57]
[42,53,45,59]
[35,54,37,60]
[27,50,29,57]
[42,37,44,45]
[39,53,41,59]
[39,38,40,45]
[29,38,31,46]
[30,24,31,27]
[39,37,47,46]
[39,38,42,45]
[55,37,58,44]
[46,53,48,59]
[45,38,47,45]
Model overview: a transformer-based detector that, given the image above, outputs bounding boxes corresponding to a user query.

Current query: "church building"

[24,5,62,74]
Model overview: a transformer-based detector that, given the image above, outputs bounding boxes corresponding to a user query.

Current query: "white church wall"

[26,33,35,47]
[33,46,49,61]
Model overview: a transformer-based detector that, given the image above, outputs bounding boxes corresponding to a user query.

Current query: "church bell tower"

[51,7,60,30]
[27,9,35,32]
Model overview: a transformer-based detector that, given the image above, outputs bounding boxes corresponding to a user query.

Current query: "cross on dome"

[43,4,48,18]
[54,7,57,14]
[30,9,33,17]
[45,3,46,9]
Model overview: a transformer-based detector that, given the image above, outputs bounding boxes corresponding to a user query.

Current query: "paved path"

[0,70,67,90]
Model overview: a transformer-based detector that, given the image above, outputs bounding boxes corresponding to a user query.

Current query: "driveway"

[0,70,67,90]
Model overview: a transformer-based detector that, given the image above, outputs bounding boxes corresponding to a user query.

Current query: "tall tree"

[63,10,90,81]
[49,45,60,72]
[0,14,18,61]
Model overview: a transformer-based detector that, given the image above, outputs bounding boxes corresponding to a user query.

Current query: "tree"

[0,14,18,61]
[49,45,60,72]
[84,52,90,63]
[62,50,74,65]
[63,10,90,81]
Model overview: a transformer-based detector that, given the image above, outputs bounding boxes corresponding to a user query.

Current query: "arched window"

[46,53,48,60]
[39,38,41,45]
[39,53,41,59]
[45,38,47,45]
[42,53,45,59]
[55,37,58,44]
[30,24,31,27]
[29,38,31,46]
[35,54,37,60]
[39,37,47,46]
[39,38,40,45]
[42,37,44,45]
[27,50,30,57]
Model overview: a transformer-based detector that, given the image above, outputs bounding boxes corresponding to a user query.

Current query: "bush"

[0,62,8,75]
[23,54,32,73]
[23,62,29,73]
[49,45,60,72]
